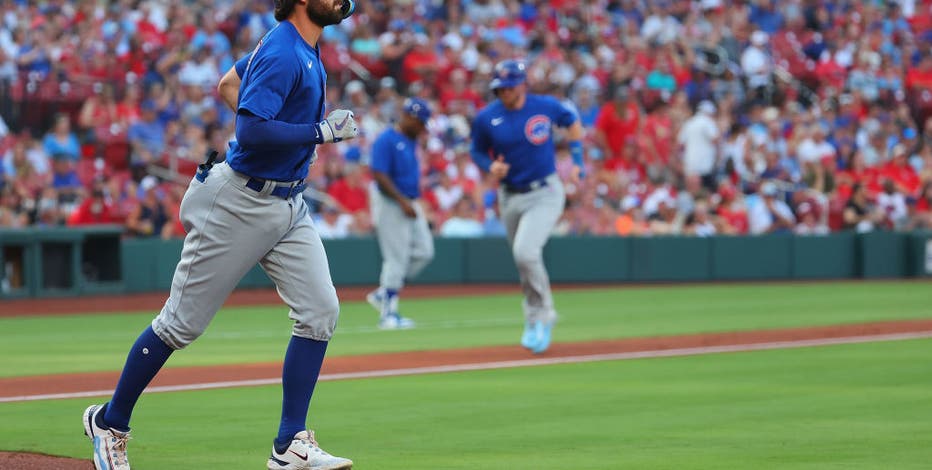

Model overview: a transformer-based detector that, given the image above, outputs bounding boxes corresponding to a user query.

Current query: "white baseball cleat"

[378,312,416,330]
[267,430,353,470]
[365,289,383,314]
[83,404,131,470]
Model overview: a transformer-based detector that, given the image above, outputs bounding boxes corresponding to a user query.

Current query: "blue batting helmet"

[489,60,526,91]
[403,97,431,124]
[341,0,356,19]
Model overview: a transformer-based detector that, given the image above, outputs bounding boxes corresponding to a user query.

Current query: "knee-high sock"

[275,336,328,450]
[103,326,174,432]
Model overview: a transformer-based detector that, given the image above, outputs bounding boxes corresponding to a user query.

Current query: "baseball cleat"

[520,321,537,350]
[531,321,553,354]
[267,430,353,470]
[365,289,383,314]
[83,404,131,470]
[378,313,416,330]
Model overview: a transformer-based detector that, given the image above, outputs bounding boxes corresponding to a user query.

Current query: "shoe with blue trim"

[83,404,131,470]
[267,430,353,469]
[531,321,553,354]
[378,312,416,330]
[520,322,537,350]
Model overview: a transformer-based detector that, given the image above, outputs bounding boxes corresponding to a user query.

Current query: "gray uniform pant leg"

[260,197,340,342]
[499,174,565,324]
[371,189,434,290]
[152,162,340,348]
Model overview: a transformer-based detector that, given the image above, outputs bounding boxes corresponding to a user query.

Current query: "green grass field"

[1,281,931,468]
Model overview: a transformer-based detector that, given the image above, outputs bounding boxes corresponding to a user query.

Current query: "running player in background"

[81,1,357,469]
[470,59,585,354]
[366,97,434,329]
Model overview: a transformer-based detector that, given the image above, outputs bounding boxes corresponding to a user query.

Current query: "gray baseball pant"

[152,161,340,349]
[370,187,434,290]
[499,173,565,324]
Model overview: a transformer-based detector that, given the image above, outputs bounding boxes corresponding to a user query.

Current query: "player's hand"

[568,165,585,185]
[400,199,417,218]
[318,109,359,143]
[490,155,510,180]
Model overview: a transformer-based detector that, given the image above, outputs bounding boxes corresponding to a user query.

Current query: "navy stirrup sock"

[274,336,329,451]
[103,326,174,432]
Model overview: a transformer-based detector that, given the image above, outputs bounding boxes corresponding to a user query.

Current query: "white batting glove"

[317,109,359,143]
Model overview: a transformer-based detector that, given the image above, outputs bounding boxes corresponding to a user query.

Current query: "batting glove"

[317,109,359,143]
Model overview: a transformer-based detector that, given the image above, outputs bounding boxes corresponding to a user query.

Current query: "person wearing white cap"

[677,100,720,190]
[741,30,773,102]
[748,180,796,234]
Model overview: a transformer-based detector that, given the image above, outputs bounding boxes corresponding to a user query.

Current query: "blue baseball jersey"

[370,128,420,199]
[470,94,577,186]
[226,22,326,182]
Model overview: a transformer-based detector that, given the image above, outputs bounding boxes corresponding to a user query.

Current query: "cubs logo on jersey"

[524,115,551,145]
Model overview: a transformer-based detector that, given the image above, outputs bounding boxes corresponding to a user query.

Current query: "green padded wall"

[545,236,632,282]
[712,235,793,280]
[859,231,908,278]
[630,236,711,282]
[792,233,857,279]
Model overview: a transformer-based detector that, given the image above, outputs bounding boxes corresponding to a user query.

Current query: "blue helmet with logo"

[489,60,527,91]
[403,97,431,124]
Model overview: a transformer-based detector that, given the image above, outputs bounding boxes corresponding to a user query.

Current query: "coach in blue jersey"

[366,97,434,329]
[470,59,585,354]
[82,2,357,470]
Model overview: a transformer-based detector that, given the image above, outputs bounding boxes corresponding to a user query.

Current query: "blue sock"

[274,336,328,451]
[103,326,174,432]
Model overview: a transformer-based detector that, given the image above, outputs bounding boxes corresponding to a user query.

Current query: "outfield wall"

[1,228,930,299]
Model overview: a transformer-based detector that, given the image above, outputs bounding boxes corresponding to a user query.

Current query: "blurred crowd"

[1,0,932,239]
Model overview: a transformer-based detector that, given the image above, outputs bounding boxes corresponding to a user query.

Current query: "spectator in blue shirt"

[42,113,81,162]
[127,100,166,167]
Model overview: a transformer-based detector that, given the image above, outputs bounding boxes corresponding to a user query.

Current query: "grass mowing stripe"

[4,330,930,403]
[2,281,930,377]
[3,337,932,469]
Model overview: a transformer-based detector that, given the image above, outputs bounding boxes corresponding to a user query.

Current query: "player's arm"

[469,118,494,172]
[235,53,357,147]
[217,55,249,111]
[372,170,416,217]
[555,99,586,179]
[371,135,417,217]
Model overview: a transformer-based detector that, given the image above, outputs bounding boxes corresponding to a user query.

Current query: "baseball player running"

[366,97,434,329]
[82,1,358,469]
[470,59,584,354]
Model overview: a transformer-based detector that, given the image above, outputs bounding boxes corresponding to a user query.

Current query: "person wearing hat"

[748,180,796,234]
[470,59,586,354]
[366,97,434,329]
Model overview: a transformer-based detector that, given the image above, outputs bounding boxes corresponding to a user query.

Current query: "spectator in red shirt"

[594,86,641,171]
[327,162,369,214]
[401,34,439,88]
[881,144,921,196]
[440,68,483,117]
[67,181,119,226]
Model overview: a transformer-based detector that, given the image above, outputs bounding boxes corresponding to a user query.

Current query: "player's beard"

[305,0,343,27]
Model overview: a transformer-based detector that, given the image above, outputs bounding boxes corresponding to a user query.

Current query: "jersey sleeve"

[234,54,249,78]
[237,48,297,120]
[551,99,579,127]
[546,96,578,127]
[469,115,494,172]
[370,132,393,174]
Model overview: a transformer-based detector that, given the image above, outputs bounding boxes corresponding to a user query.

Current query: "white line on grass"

[3,330,931,403]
